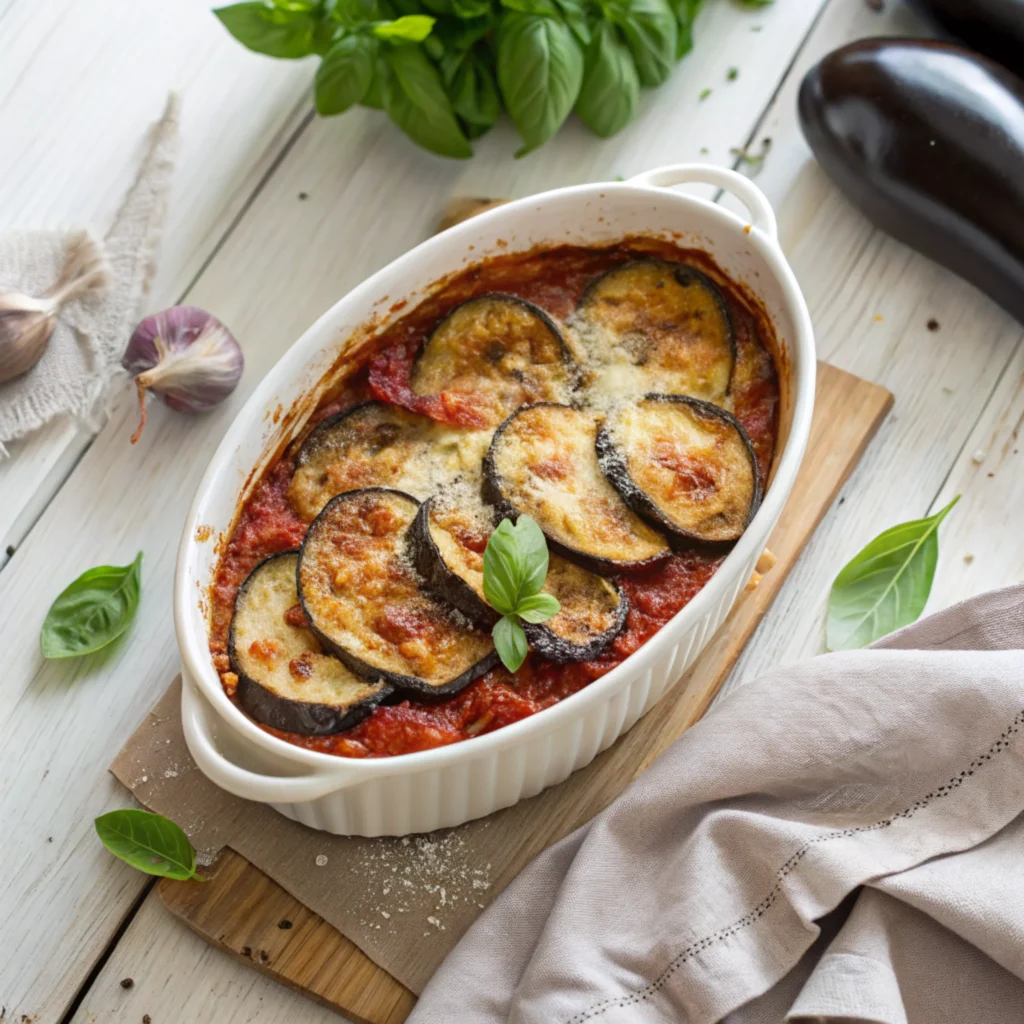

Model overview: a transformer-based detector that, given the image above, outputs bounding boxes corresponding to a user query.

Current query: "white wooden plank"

[0,3,831,1019]
[0,0,312,557]
[715,0,1024,695]
[69,895,347,1024]
[929,347,1024,605]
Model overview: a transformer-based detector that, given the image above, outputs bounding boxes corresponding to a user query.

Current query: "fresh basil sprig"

[483,515,560,672]
[213,0,766,158]
[40,552,143,659]
[826,496,959,651]
[95,809,206,882]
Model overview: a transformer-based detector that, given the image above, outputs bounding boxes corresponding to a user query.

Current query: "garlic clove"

[0,232,109,386]
[0,296,57,384]
[123,305,243,443]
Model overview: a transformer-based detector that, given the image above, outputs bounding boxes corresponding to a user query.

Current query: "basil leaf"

[214,2,319,58]
[373,14,436,40]
[576,20,639,137]
[95,809,204,882]
[497,12,583,156]
[363,57,386,107]
[452,0,493,17]
[445,49,502,138]
[669,0,701,57]
[555,0,592,46]
[511,514,549,596]
[493,614,529,672]
[483,519,522,614]
[316,35,377,114]
[434,14,493,53]
[501,0,559,14]
[40,552,143,659]
[517,591,561,623]
[826,496,960,652]
[333,0,389,27]
[607,0,676,87]
[383,46,473,157]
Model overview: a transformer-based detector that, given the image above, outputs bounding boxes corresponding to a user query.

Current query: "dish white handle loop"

[181,680,357,803]
[628,164,778,241]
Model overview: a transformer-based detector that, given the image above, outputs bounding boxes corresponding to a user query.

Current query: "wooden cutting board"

[160,362,892,1024]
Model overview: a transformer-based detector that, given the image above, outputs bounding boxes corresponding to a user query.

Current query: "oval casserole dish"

[175,164,816,836]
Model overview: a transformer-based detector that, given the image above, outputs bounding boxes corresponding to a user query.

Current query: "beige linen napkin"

[409,584,1024,1024]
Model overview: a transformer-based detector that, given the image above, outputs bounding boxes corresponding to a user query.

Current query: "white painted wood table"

[1,0,1021,1020]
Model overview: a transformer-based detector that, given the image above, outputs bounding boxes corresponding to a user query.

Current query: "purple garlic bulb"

[122,305,243,444]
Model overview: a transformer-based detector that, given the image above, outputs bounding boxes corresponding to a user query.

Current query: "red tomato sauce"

[209,240,779,758]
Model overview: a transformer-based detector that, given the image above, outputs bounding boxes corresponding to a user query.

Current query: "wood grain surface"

[4,0,1019,1019]
[156,362,892,1024]
[0,1,837,1017]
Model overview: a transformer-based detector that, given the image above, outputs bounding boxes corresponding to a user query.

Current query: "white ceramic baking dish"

[175,164,815,836]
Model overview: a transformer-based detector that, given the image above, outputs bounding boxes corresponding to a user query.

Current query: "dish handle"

[628,164,778,242]
[181,674,362,803]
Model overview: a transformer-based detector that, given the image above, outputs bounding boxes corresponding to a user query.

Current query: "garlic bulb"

[122,305,244,443]
[0,232,110,384]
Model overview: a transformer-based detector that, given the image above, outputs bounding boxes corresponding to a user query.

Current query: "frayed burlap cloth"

[0,93,180,450]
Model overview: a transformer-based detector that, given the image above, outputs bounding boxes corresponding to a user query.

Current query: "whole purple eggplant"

[906,0,1024,75]
[799,38,1024,325]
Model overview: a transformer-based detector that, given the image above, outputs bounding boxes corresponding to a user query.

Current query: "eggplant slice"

[409,294,576,426]
[483,403,671,574]
[298,488,497,696]
[229,552,390,735]
[523,557,628,662]
[288,401,490,521]
[597,394,761,544]
[570,261,735,405]
[408,484,497,627]
[410,486,628,660]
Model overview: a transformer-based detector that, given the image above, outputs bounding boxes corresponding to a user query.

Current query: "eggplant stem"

[131,378,148,445]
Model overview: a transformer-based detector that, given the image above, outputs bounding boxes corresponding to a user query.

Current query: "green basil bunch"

[215,0,769,158]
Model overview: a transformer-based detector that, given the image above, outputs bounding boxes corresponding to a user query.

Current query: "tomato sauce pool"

[209,241,779,759]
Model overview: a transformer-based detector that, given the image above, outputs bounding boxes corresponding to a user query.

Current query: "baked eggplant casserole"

[209,241,780,759]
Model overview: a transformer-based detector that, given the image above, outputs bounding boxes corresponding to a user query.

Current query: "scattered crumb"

[349,830,494,935]
[120,978,134,990]
[865,0,884,9]
[163,769,178,779]
[278,919,293,930]
[699,87,712,101]
[700,146,709,155]
[259,950,269,963]
[140,776,147,783]
[47,837,52,843]
[942,386,954,394]
[743,225,752,235]
[927,318,940,332]
[987,472,995,478]
[972,449,987,464]
[964,554,975,564]
[873,314,884,323]
[143,1017,152,1024]
[838,496,846,506]
[731,137,772,173]
[241,946,252,958]
[4,545,13,557]
[315,854,328,867]
[298,192,309,200]
[727,67,739,81]
[750,25,762,32]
